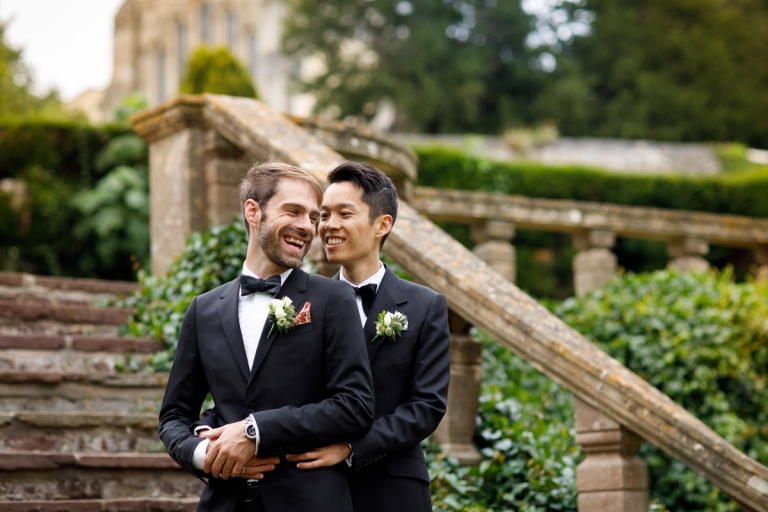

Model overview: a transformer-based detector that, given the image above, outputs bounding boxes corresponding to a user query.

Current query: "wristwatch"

[244,415,258,440]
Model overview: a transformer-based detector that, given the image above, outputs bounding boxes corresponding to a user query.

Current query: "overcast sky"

[0,0,124,101]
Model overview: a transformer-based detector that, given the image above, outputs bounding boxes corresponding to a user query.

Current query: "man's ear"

[243,199,261,232]
[375,214,394,240]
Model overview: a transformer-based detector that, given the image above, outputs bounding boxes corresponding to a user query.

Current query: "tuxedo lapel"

[247,268,309,386]
[216,277,250,382]
[364,266,407,364]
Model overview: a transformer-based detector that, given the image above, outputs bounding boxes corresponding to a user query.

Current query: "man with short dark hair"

[159,162,375,512]
[286,161,451,512]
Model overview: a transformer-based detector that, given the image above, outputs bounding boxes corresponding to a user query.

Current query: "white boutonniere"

[371,310,408,343]
[268,297,296,336]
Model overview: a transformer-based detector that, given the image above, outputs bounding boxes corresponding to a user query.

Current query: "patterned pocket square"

[292,302,311,326]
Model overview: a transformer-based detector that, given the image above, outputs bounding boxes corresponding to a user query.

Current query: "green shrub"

[428,333,579,512]
[72,134,150,273]
[555,269,768,511]
[180,46,257,98]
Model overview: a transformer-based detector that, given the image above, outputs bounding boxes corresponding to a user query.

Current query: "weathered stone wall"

[102,0,309,119]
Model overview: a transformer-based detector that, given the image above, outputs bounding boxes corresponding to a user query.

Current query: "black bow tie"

[241,274,282,297]
[353,283,378,317]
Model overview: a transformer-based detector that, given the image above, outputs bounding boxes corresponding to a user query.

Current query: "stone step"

[0,371,167,413]
[0,498,198,512]
[0,271,138,300]
[0,451,204,501]
[0,317,124,338]
[0,296,134,325]
[0,411,162,453]
[0,334,162,373]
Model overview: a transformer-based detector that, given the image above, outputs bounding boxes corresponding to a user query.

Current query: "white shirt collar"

[242,262,293,285]
[339,261,386,289]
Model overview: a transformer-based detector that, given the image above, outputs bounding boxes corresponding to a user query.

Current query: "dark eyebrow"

[320,202,357,211]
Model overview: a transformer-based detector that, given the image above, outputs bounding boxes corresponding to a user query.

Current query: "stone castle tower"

[99,0,312,119]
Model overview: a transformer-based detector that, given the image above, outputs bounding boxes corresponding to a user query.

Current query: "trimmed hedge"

[415,146,768,297]
[415,146,768,218]
[0,119,130,184]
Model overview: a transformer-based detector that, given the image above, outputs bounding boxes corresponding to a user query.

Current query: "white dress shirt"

[337,261,385,466]
[339,262,386,326]
[192,263,293,471]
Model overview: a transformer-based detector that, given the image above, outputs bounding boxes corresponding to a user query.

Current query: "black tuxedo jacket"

[340,265,450,512]
[158,268,375,512]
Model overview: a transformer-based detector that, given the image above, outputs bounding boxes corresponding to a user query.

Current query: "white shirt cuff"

[192,438,210,470]
[345,444,354,467]
[193,425,212,435]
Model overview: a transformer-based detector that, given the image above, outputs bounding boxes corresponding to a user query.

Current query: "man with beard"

[288,161,451,512]
[158,162,375,512]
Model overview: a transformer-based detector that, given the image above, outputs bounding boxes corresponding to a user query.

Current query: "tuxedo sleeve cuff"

[250,414,261,455]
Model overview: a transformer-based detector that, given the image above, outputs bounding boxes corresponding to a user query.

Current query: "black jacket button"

[247,403,257,412]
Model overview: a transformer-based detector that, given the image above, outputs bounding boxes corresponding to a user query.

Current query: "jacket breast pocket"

[278,322,317,339]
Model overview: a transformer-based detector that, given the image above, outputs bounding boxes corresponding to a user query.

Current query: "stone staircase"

[0,272,202,510]
[130,95,768,510]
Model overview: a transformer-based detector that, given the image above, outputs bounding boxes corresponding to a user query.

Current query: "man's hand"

[201,420,257,479]
[232,455,281,480]
[285,443,352,469]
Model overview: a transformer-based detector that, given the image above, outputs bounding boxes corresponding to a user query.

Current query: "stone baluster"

[755,245,768,282]
[575,397,649,512]
[572,230,617,296]
[667,237,709,273]
[431,310,483,465]
[471,220,516,283]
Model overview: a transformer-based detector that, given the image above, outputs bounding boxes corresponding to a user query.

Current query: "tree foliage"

[283,0,545,133]
[0,21,70,121]
[179,46,258,98]
[532,0,768,145]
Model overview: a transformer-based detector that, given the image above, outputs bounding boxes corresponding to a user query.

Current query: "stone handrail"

[133,95,768,510]
[412,187,768,248]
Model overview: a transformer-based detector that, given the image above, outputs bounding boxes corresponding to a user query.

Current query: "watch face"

[246,425,257,438]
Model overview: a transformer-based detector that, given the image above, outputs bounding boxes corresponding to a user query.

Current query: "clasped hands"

[200,421,352,480]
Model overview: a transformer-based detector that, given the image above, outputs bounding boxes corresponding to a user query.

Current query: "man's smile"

[284,235,307,252]
[325,236,345,247]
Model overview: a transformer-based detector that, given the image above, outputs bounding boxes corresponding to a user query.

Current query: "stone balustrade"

[133,95,768,511]
[413,187,768,292]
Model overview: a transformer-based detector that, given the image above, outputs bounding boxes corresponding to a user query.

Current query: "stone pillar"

[755,245,768,282]
[573,230,617,296]
[575,397,649,512]
[471,220,516,283]
[204,132,247,226]
[667,237,709,273]
[431,311,483,465]
[147,124,209,276]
